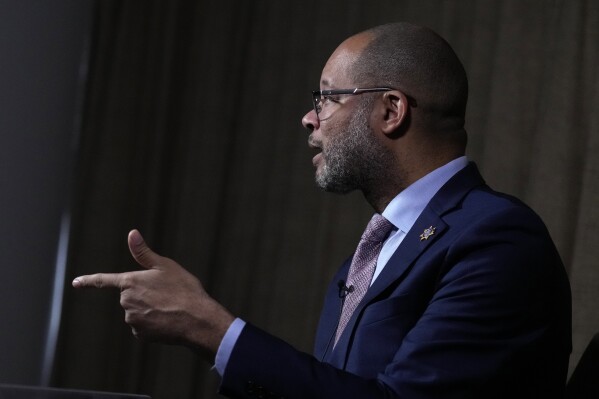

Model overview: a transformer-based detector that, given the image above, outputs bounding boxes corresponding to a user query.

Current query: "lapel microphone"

[337,280,354,298]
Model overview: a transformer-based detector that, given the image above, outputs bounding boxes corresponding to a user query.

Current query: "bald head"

[351,23,468,124]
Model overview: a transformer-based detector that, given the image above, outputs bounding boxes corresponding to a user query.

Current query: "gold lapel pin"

[420,226,436,241]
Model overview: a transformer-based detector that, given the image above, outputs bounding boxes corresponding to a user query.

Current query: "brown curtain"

[53,1,599,398]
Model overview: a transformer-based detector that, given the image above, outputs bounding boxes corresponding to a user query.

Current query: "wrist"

[186,298,235,361]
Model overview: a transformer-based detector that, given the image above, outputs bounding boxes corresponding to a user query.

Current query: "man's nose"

[302,109,319,132]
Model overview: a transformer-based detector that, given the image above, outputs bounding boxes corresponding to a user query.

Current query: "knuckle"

[94,274,104,289]
[130,326,142,340]
[119,293,129,308]
[120,273,132,287]
[136,246,153,262]
[119,288,136,309]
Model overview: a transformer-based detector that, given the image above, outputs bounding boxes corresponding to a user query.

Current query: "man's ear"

[380,90,409,136]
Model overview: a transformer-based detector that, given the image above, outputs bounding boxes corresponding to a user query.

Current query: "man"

[73,23,571,398]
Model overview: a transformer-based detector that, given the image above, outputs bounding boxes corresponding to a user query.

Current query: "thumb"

[128,229,161,269]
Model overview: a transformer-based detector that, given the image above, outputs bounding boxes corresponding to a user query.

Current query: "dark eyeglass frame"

[311,87,395,117]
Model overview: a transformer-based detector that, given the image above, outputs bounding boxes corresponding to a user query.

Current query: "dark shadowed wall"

[3,1,598,399]
[0,0,93,386]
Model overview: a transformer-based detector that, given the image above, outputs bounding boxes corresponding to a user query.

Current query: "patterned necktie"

[334,213,394,346]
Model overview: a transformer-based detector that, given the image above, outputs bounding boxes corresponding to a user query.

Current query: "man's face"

[304,36,394,194]
[310,98,381,193]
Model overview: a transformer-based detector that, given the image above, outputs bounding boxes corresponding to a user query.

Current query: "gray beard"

[315,100,394,194]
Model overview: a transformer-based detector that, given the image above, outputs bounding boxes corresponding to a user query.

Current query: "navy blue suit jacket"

[220,163,571,399]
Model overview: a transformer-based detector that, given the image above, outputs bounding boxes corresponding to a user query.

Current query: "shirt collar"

[382,156,469,233]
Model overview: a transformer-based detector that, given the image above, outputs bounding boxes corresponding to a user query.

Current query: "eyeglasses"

[312,87,394,119]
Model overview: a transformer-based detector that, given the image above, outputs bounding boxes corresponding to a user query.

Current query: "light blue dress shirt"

[214,156,469,375]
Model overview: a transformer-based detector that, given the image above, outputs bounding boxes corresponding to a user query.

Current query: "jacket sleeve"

[219,323,395,398]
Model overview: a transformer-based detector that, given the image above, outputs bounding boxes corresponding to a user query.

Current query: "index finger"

[72,273,125,289]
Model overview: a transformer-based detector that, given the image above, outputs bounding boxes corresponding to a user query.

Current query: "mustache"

[308,134,322,149]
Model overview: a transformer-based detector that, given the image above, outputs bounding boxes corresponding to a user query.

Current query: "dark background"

[0,0,94,386]
[1,1,598,398]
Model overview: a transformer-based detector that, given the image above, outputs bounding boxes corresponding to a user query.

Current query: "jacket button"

[254,385,266,398]
[245,381,256,395]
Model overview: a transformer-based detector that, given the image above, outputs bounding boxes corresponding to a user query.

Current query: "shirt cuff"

[214,317,246,376]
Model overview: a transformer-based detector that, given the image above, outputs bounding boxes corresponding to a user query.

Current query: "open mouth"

[308,138,323,166]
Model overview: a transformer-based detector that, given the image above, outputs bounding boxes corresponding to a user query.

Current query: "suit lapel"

[328,163,487,365]
[368,209,447,299]
[329,210,447,363]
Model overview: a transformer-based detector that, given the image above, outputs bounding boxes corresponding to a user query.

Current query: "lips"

[312,152,323,167]
[308,136,323,167]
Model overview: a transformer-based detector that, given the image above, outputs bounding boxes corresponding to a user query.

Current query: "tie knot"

[362,214,394,242]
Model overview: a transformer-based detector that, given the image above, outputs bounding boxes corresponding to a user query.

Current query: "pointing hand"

[73,229,234,361]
